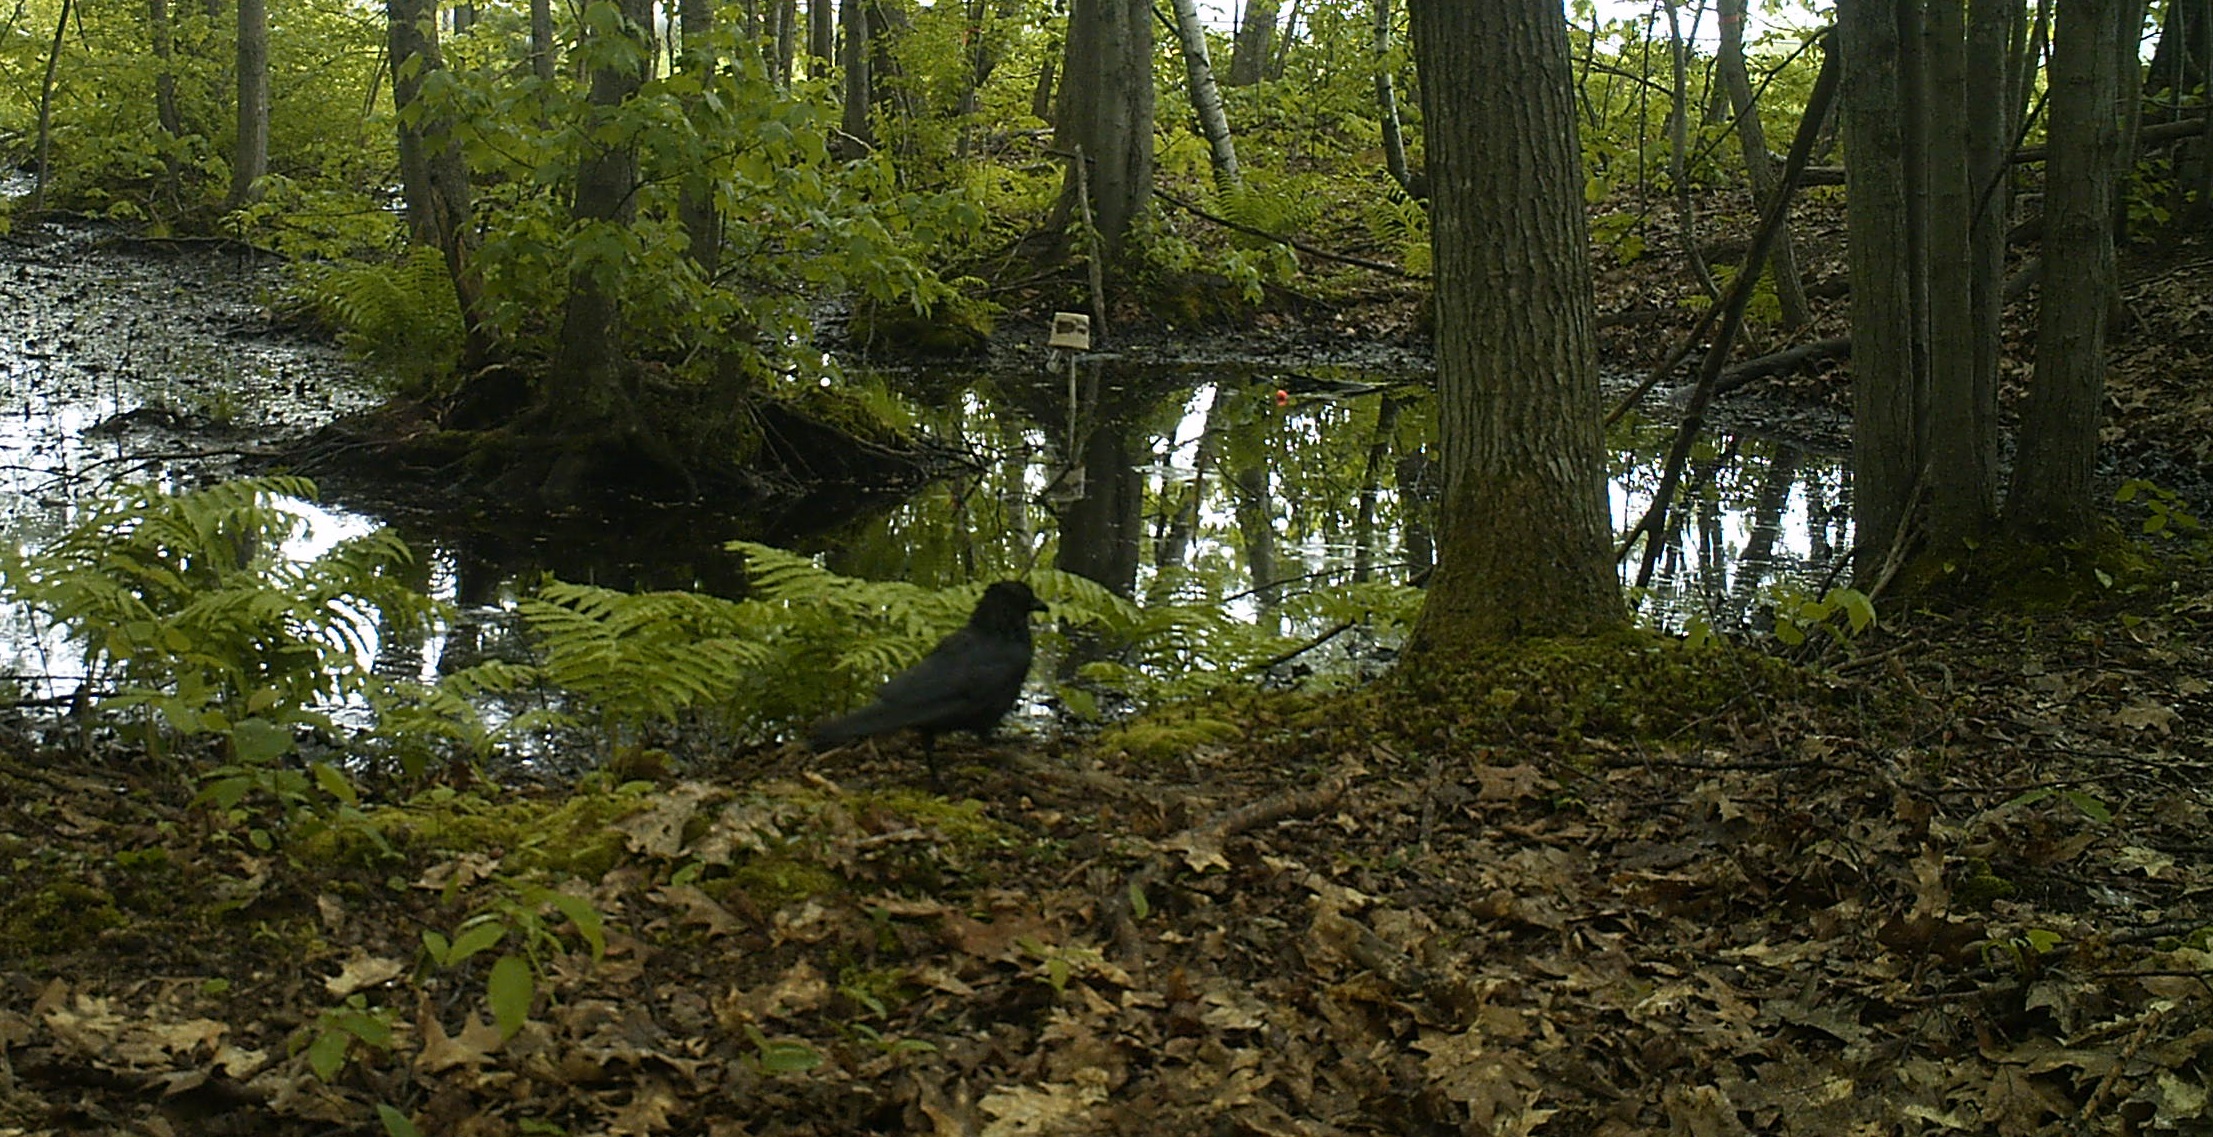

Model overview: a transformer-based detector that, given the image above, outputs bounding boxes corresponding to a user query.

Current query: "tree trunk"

[809,0,833,76]
[1662,1,1721,302]
[151,0,184,211]
[839,0,872,152]
[773,0,796,85]
[1717,0,1811,329]
[2006,0,2122,538]
[1838,0,1926,583]
[547,0,653,430]
[1228,0,1276,86]
[530,0,556,82]
[1051,0,1153,262]
[227,0,269,209]
[2110,0,2148,244]
[151,0,182,138]
[389,0,494,366]
[1970,2,2021,406]
[1403,0,1623,647]
[1167,0,1240,190]
[1924,0,1995,543]
[679,0,720,274]
[1031,45,1057,123]
[2146,0,2210,104]
[1374,0,1414,195]
[31,0,69,214]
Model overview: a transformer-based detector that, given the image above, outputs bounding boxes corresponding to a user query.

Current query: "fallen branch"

[1152,188,1424,279]
[1102,769,1354,975]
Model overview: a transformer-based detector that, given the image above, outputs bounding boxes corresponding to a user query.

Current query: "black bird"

[809,581,1047,767]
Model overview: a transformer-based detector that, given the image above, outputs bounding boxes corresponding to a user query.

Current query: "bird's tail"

[808,707,893,750]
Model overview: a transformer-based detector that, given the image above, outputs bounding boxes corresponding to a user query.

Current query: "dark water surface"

[0,223,1854,699]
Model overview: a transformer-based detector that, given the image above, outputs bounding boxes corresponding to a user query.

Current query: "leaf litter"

[2,558,2210,1136]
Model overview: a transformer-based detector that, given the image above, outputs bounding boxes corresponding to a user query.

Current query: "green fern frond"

[0,477,436,741]
[286,247,464,389]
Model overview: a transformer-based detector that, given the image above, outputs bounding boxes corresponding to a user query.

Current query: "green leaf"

[2061,791,2112,824]
[447,921,507,965]
[231,718,294,764]
[488,954,534,1040]
[377,1104,423,1137]
[540,890,607,961]
[1127,883,1150,921]
[310,762,360,807]
[755,1039,823,1072]
[421,930,452,965]
[306,1028,350,1080]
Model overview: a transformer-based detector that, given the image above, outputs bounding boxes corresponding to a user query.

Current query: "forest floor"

[2,206,2212,1136]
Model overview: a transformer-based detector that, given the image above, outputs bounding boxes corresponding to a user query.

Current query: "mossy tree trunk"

[1402,0,1623,647]
[546,0,651,433]
[388,0,494,367]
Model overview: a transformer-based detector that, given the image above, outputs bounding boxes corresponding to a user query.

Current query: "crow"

[809,581,1047,769]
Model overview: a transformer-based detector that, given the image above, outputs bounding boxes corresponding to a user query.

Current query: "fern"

[287,246,464,389]
[0,477,435,745]
[510,543,1422,751]
[1363,190,1431,275]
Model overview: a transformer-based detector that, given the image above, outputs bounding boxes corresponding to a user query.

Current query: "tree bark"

[530,0,556,82]
[1167,0,1240,190]
[227,0,269,209]
[1955,0,2018,537]
[1051,0,1153,262]
[1716,0,1811,329]
[1661,1,1721,303]
[1924,0,1994,543]
[678,0,720,275]
[31,0,69,213]
[1403,0,1623,646]
[547,0,653,429]
[809,0,833,76]
[1228,0,1276,86]
[1838,0,1926,583]
[773,0,796,85]
[2110,0,2148,244]
[151,0,184,210]
[2006,0,2122,538]
[839,0,872,152]
[389,0,493,366]
[151,0,183,138]
[1374,0,1413,195]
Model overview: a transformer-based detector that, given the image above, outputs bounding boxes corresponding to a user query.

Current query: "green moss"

[1954,860,2018,910]
[1,881,126,955]
[290,784,651,880]
[862,790,1022,850]
[712,857,846,910]
[848,295,996,357]
[1895,525,2165,611]
[1382,629,1803,745]
[1098,710,1247,761]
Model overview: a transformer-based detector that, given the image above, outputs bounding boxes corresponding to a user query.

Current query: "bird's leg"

[921,734,945,791]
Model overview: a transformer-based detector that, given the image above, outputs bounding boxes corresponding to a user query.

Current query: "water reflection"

[0,346,1856,702]
[802,365,1850,636]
